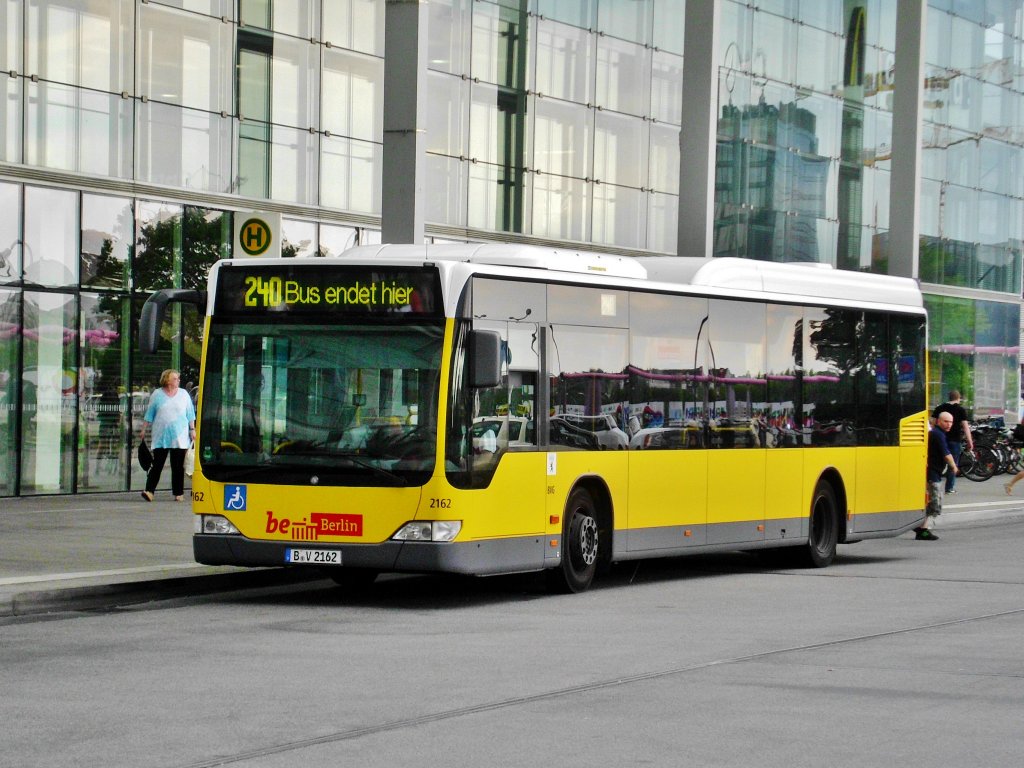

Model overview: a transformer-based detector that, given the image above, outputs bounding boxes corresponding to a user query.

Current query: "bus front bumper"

[194,534,546,576]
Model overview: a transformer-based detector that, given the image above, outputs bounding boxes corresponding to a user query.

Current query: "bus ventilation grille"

[900,420,927,445]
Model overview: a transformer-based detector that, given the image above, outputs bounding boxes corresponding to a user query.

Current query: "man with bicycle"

[932,390,973,494]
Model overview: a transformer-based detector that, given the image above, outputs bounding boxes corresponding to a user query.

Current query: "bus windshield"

[199,321,444,486]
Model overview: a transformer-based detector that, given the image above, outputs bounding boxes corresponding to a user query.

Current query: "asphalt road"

[3,513,1022,768]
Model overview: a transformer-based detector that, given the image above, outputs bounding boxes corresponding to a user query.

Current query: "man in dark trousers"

[920,411,957,541]
[932,390,972,494]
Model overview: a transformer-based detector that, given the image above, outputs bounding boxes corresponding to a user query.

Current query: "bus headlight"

[392,521,462,542]
[196,515,240,535]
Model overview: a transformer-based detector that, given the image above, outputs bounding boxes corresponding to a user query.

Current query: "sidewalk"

[0,491,317,618]
[2,478,1024,618]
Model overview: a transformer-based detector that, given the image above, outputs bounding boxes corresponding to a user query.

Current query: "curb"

[1,568,325,619]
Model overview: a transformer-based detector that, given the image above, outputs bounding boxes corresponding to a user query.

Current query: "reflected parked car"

[559,413,629,449]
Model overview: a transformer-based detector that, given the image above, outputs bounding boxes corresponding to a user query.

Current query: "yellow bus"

[141,245,928,593]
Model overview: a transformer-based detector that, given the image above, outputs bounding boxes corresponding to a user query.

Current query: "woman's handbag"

[137,441,153,472]
[184,443,195,477]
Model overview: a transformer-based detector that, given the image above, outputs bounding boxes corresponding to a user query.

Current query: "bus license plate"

[285,548,341,565]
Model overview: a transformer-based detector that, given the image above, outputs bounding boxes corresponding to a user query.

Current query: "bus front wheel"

[801,481,839,568]
[547,488,600,593]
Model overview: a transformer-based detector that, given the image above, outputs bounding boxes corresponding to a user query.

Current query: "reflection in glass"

[26,82,133,178]
[320,135,381,214]
[138,3,232,113]
[282,218,316,258]
[78,292,129,492]
[322,0,384,57]
[0,181,20,283]
[532,96,591,178]
[321,48,383,142]
[534,19,594,104]
[81,194,132,289]
[0,289,18,495]
[21,291,77,494]
[595,36,651,116]
[428,0,472,76]
[1,74,20,163]
[26,0,134,93]
[317,223,358,258]
[136,102,233,192]
[133,201,183,294]
[24,186,78,287]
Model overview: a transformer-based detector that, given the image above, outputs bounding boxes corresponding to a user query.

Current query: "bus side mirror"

[469,330,502,388]
[139,289,207,354]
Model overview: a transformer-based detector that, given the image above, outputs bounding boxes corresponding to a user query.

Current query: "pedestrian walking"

[931,390,972,494]
[138,369,196,502]
[919,411,957,541]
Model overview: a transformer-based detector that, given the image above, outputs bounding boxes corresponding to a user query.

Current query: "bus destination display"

[215,265,442,317]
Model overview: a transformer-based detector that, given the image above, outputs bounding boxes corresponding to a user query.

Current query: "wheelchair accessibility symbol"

[224,485,247,511]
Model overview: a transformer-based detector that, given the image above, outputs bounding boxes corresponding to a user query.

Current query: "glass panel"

[795,23,840,94]
[138,3,232,113]
[720,0,753,72]
[652,0,685,55]
[149,0,235,18]
[271,34,319,130]
[320,135,381,214]
[21,291,77,494]
[426,71,469,156]
[594,111,645,188]
[24,185,77,287]
[238,119,270,198]
[269,123,318,204]
[0,181,20,284]
[2,0,22,72]
[595,36,651,116]
[182,205,228,293]
[81,194,131,289]
[752,9,795,85]
[532,96,591,177]
[203,321,443,484]
[267,0,318,38]
[647,191,677,253]
[317,223,357,257]
[530,173,588,241]
[536,0,594,29]
[704,299,765,448]
[134,201,183,293]
[549,324,628,450]
[651,50,683,125]
[281,218,316,258]
[597,0,651,45]
[78,292,129,492]
[469,80,501,165]
[1,73,20,163]
[765,304,801,447]
[425,153,468,227]
[321,47,383,142]
[470,2,526,89]
[135,101,232,192]
[648,123,679,193]
[534,18,593,104]
[0,288,18,495]
[947,76,981,133]
[322,0,384,56]
[803,307,856,445]
[592,183,644,249]
[428,0,472,76]
[26,0,133,93]
[627,293,707,447]
[25,81,133,178]
[467,161,501,230]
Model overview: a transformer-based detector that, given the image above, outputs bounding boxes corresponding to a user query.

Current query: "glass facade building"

[0,0,1022,496]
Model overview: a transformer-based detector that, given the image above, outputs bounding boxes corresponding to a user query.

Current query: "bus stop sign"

[234,212,281,257]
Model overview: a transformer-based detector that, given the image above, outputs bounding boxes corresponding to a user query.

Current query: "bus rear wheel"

[547,488,600,593]
[801,481,839,568]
